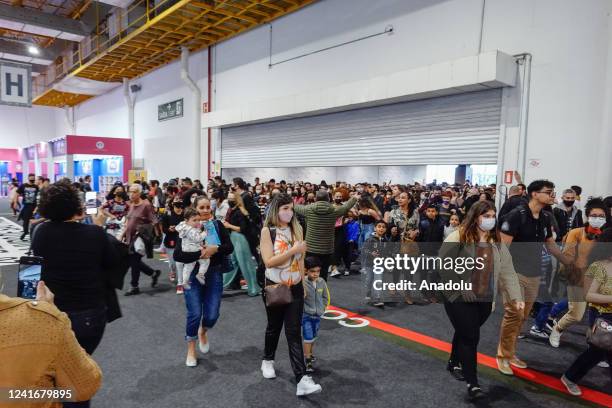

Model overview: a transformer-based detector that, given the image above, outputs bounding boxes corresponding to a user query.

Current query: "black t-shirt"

[32,221,119,312]
[17,183,39,205]
[500,204,553,277]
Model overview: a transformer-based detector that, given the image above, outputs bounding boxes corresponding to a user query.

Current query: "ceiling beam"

[0,37,56,65]
[0,3,92,41]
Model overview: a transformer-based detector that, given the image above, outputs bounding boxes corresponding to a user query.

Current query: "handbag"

[264,278,293,307]
[587,317,612,352]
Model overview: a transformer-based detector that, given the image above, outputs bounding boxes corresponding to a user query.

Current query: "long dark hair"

[459,200,498,243]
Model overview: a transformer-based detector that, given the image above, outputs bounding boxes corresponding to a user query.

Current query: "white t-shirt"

[265,226,302,284]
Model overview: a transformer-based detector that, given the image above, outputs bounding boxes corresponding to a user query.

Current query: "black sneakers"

[305,357,315,373]
[467,384,487,401]
[125,287,140,296]
[151,270,161,287]
[446,360,465,381]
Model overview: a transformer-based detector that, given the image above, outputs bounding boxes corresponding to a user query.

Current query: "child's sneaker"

[196,272,206,285]
[176,285,184,295]
[305,358,314,373]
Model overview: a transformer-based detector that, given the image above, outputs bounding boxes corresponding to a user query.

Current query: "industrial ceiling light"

[27,45,39,55]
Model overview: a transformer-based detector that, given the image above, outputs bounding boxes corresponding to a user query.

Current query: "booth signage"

[0,60,32,107]
[128,170,147,183]
[158,99,183,121]
[51,139,67,157]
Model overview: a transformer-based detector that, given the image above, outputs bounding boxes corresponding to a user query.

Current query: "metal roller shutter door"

[221,89,502,168]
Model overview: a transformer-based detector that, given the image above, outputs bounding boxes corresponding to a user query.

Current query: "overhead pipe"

[207,45,212,180]
[181,46,202,180]
[123,78,135,169]
[515,53,532,177]
[64,106,75,134]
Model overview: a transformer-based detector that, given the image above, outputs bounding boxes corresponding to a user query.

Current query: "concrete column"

[66,154,74,181]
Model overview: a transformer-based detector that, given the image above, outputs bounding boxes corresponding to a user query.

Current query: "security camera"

[130,84,141,93]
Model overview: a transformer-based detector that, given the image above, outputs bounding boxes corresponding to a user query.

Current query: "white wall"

[54,48,210,183]
[0,105,57,148]
[8,0,609,196]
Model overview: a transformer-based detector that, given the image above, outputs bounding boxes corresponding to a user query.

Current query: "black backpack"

[256,227,276,288]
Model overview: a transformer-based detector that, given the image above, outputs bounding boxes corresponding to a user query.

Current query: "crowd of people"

[2,172,612,402]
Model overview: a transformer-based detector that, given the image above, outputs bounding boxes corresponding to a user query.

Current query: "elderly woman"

[123,183,161,296]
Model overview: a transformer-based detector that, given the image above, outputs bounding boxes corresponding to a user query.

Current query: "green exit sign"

[158,98,183,121]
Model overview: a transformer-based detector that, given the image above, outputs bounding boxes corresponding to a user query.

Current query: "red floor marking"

[328,305,612,407]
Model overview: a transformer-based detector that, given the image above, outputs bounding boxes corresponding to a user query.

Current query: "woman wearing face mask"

[549,198,609,348]
[222,192,261,296]
[259,193,322,396]
[101,186,130,236]
[173,196,234,366]
[439,201,523,401]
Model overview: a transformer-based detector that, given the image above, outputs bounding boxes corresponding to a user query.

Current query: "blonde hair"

[264,193,303,241]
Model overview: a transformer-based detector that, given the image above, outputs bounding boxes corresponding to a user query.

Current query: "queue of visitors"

[3,172,612,402]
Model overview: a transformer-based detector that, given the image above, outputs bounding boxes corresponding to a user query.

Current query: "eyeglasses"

[538,190,556,197]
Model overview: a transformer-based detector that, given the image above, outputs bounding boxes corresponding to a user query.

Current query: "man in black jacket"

[552,188,583,242]
[499,185,528,221]
[417,204,445,256]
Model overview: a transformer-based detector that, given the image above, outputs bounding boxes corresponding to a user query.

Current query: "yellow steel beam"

[65,0,317,84]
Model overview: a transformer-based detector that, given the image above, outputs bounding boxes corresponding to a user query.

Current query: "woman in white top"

[259,193,322,397]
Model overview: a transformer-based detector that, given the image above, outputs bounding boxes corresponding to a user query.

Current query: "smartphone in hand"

[17,256,43,299]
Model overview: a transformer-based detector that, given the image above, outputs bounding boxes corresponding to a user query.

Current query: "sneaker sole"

[297,387,322,397]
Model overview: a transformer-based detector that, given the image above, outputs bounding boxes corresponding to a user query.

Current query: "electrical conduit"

[180,46,202,180]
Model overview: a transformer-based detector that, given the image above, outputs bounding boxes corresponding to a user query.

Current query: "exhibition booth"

[24,136,132,195]
[0,148,22,196]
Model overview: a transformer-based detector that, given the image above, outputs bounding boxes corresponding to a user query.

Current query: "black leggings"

[263,281,306,382]
[444,301,492,386]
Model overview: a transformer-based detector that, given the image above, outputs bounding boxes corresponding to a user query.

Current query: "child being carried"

[175,207,209,289]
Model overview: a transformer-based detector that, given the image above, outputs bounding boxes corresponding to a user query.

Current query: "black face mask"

[334,198,342,204]
[228,200,237,207]
[29,179,35,184]
[563,200,575,208]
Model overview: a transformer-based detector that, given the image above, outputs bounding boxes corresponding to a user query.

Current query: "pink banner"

[66,135,132,180]
[0,148,20,174]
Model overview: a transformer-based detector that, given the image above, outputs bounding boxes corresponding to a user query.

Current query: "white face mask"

[479,217,496,231]
[588,216,606,229]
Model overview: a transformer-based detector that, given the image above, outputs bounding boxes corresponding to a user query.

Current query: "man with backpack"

[496,179,573,376]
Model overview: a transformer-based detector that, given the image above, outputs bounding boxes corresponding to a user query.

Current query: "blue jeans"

[534,300,568,330]
[184,264,224,341]
[302,314,321,343]
[358,223,374,250]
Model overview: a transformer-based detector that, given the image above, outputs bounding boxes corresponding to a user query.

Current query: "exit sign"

[158,98,183,121]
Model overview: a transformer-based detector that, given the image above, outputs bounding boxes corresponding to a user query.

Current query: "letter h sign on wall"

[0,60,32,107]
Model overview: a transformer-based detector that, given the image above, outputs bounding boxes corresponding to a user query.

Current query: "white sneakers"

[199,334,210,354]
[261,360,276,379]
[185,356,197,367]
[329,269,341,278]
[549,325,562,348]
[261,361,322,396]
[561,375,582,396]
[296,375,322,396]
